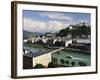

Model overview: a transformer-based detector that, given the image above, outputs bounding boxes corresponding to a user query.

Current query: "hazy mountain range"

[23,30,43,39]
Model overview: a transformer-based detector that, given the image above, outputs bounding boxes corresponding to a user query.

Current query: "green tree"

[52,58,58,65]
[34,64,45,68]
[48,62,57,68]
[71,61,76,67]
[40,35,43,38]
[60,59,65,66]
[65,60,69,66]
[65,56,72,59]
[57,27,70,37]
[79,62,87,66]
[57,23,90,38]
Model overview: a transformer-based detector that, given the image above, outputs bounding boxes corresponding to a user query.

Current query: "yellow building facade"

[32,52,51,67]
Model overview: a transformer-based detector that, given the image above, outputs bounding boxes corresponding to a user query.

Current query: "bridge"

[48,38,90,54]
[49,47,65,54]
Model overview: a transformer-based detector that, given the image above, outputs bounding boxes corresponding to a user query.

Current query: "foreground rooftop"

[23,46,51,58]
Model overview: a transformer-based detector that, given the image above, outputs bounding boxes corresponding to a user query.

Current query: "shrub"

[79,62,87,66]
[71,61,76,66]
[48,62,57,68]
[65,56,72,59]
[34,64,45,68]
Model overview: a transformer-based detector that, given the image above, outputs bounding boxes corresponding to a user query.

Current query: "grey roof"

[23,46,51,58]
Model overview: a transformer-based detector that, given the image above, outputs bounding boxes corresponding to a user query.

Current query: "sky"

[23,10,91,33]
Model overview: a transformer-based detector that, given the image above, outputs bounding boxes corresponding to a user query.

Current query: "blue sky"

[23,10,91,33]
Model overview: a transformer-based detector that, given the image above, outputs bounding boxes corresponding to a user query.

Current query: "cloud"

[47,21,65,32]
[24,18,47,33]
[23,18,68,33]
[38,12,90,25]
[39,12,72,21]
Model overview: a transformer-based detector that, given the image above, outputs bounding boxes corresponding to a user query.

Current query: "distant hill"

[23,30,43,39]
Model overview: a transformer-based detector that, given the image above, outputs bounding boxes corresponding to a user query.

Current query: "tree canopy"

[57,23,90,38]
[34,64,45,68]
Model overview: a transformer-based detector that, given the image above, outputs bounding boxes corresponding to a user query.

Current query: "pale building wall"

[65,40,72,47]
[24,39,28,43]
[32,53,51,67]
[77,39,90,43]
